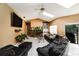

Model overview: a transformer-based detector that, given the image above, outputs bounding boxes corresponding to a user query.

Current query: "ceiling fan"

[35,4,54,18]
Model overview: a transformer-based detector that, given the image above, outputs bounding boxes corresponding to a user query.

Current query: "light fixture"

[35,4,54,18]
[42,11,54,18]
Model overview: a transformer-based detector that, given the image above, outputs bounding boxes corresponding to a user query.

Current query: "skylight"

[42,11,54,18]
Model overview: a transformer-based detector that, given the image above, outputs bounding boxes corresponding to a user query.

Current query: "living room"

[0,3,79,56]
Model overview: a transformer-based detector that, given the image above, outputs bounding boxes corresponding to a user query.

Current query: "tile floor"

[24,37,49,56]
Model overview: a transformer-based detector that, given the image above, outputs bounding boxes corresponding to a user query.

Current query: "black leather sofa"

[0,42,32,56]
[37,35,69,56]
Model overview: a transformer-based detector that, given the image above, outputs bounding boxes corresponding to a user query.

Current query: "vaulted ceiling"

[7,3,79,21]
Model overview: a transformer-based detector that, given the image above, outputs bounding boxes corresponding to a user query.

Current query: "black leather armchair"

[0,42,32,56]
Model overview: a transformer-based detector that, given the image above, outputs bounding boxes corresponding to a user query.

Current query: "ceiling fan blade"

[34,3,44,11]
[34,8,40,10]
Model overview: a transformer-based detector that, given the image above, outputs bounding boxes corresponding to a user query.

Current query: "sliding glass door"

[65,24,78,44]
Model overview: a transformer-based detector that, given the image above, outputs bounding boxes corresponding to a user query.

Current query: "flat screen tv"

[11,12,22,27]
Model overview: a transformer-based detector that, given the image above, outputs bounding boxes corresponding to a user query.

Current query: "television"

[11,12,22,27]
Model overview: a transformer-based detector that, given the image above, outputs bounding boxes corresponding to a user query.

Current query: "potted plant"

[33,26,43,36]
[15,33,26,42]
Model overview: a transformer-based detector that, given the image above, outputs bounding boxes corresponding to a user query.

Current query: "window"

[50,25,57,34]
